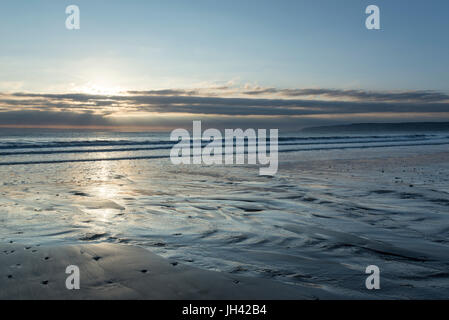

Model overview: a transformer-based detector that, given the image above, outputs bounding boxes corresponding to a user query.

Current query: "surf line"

[170,121,278,176]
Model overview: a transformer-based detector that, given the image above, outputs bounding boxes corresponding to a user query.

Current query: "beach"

[0,242,339,300]
[1,0,449,304]
[1,130,449,299]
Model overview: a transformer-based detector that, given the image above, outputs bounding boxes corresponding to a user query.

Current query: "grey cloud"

[0,110,111,126]
[3,91,449,117]
[244,88,449,102]
[1,87,449,128]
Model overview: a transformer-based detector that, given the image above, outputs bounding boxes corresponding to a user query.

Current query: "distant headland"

[302,122,449,133]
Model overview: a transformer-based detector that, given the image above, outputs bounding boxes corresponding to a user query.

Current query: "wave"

[277,134,432,142]
[1,140,449,166]
[281,141,449,153]
[0,140,174,150]
[0,137,438,156]
[0,134,437,150]
[0,135,440,156]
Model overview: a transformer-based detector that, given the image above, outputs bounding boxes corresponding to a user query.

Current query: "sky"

[0,0,448,130]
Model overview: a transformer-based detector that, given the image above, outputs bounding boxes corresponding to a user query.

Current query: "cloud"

[1,87,448,129]
[0,110,111,127]
[243,88,449,102]
[127,89,199,96]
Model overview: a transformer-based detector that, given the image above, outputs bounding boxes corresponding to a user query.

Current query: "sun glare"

[75,81,124,95]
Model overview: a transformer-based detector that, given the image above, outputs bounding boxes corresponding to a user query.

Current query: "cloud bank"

[1,87,448,130]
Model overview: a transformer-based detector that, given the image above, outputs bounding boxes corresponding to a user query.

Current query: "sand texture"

[0,242,337,300]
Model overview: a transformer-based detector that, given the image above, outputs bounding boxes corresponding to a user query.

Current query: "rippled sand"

[1,145,449,299]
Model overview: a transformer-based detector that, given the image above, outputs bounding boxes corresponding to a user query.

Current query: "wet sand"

[2,137,449,299]
[0,242,339,300]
